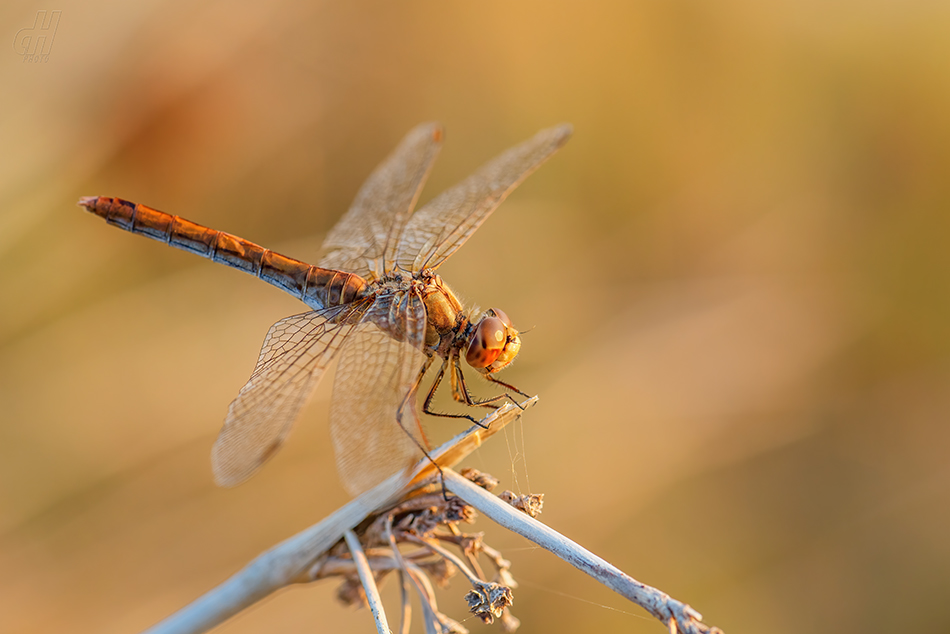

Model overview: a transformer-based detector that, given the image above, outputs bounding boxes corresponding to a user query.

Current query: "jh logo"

[14,10,61,63]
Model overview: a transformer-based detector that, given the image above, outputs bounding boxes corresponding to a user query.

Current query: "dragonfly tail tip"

[77,196,97,210]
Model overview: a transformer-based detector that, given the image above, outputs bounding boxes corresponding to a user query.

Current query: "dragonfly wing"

[330,290,428,496]
[395,124,572,273]
[212,300,372,486]
[319,123,444,280]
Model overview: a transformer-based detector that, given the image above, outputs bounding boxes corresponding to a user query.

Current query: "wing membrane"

[330,291,428,496]
[212,300,372,486]
[395,124,572,273]
[319,122,444,279]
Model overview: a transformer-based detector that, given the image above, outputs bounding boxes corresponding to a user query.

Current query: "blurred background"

[3,1,950,633]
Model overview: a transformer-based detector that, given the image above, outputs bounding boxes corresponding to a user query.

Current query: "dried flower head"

[459,467,500,491]
[313,471,524,632]
[465,580,514,624]
[498,490,544,517]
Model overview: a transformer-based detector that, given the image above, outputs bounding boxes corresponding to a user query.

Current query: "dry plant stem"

[406,534,482,587]
[141,477,405,634]
[397,570,412,634]
[140,400,533,634]
[405,567,443,633]
[137,399,725,634]
[386,516,426,632]
[392,551,453,634]
[443,470,721,634]
[442,524,487,579]
[385,515,447,634]
[343,529,390,634]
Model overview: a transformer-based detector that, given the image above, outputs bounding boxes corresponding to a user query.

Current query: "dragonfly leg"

[396,356,436,450]
[483,372,530,404]
[393,356,448,497]
[482,373,529,398]
[451,358,508,409]
[451,355,525,412]
[422,357,485,428]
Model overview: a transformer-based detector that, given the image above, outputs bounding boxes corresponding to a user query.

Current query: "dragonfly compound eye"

[465,317,507,368]
[487,307,511,327]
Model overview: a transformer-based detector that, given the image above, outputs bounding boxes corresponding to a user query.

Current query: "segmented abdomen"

[79,196,367,310]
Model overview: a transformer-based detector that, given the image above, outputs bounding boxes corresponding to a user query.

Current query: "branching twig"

[138,397,724,634]
[384,516,465,634]
[343,529,389,634]
[142,400,534,634]
[444,470,721,634]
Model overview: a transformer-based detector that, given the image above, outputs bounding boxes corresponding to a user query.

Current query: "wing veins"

[242,300,373,411]
[396,124,572,272]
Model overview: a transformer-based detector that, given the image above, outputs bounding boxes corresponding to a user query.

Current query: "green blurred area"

[3,2,950,632]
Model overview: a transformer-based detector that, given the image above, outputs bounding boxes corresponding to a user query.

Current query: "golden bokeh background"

[3,2,950,633]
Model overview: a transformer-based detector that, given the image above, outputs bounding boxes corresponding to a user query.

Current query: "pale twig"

[139,395,725,634]
[343,529,390,634]
[141,399,533,634]
[406,536,478,585]
[405,565,464,634]
[443,470,722,634]
[141,471,404,634]
[385,515,465,634]
[386,517,415,634]
[477,542,517,588]
[384,515,422,633]
[396,570,412,634]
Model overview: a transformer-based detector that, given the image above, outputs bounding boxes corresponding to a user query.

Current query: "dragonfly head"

[465,308,521,374]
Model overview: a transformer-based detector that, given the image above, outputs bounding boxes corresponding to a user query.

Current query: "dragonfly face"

[465,308,521,374]
[80,122,571,495]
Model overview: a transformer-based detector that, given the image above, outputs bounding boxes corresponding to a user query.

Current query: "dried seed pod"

[465,580,514,624]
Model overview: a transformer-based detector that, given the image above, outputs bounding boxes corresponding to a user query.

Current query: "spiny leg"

[394,355,450,498]
[452,361,507,408]
[422,357,486,428]
[451,355,521,410]
[484,372,530,401]
[397,355,436,448]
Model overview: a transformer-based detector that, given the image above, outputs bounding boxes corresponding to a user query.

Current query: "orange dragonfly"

[79,123,571,495]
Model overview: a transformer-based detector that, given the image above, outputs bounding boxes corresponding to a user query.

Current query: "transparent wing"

[319,122,444,280]
[330,290,428,496]
[212,299,373,486]
[395,124,572,273]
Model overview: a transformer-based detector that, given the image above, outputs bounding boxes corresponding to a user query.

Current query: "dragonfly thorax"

[419,272,464,338]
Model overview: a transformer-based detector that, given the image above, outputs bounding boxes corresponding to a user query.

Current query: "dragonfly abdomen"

[79,196,366,309]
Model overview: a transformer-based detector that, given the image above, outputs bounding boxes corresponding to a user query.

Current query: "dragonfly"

[79,122,572,496]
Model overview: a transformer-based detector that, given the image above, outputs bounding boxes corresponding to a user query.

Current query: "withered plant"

[143,400,723,634]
